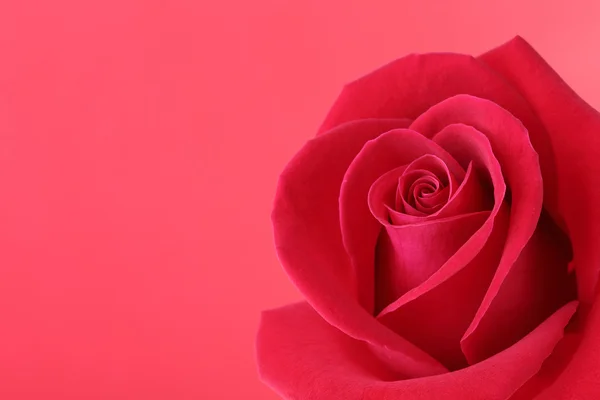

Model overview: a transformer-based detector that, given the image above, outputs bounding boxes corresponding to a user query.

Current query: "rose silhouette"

[256,37,600,399]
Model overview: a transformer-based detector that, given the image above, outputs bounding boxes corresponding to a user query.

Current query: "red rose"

[256,37,600,399]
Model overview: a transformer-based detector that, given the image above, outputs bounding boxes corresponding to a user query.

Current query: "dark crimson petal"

[256,301,577,400]
[376,125,506,369]
[480,36,600,305]
[272,118,447,378]
[400,193,428,216]
[461,211,577,364]
[340,129,463,313]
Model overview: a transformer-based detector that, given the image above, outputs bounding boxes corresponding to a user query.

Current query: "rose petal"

[257,301,577,400]
[368,164,409,222]
[514,302,598,399]
[375,126,507,369]
[340,129,464,313]
[375,211,490,314]
[376,162,490,226]
[401,194,428,216]
[415,186,448,212]
[480,35,600,305]
[318,53,524,135]
[257,302,397,400]
[460,210,577,364]
[378,125,505,313]
[273,118,447,377]
[410,96,546,361]
[479,37,600,400]
[398,155,456,214]
[508,329,581,399]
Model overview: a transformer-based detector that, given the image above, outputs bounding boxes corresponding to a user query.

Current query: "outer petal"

[318,53,524,135]
[508,328,582,399]
[480,35,600,304]
[523,295,600,399]
[256,301,578,400]
[272,118,447,377]
[477,34,600,400]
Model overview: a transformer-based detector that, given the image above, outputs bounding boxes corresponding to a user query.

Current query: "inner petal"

[420,182,441,197]
[410,176,440,206]
[408,175,440,197]
[414,183,449,212]
[339,128,465,318]
[397,169,437,211]
[369,161,490,228]
[395,155,455,216]
[375,211,490,312]
[373,124,507,370]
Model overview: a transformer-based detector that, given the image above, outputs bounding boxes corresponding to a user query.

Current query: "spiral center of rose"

[394,155,454,217]
[402,172,446,213]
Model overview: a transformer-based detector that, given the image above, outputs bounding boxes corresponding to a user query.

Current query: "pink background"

[0,0,598,399]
